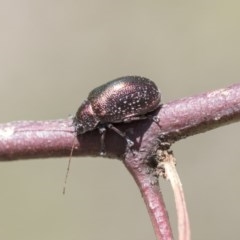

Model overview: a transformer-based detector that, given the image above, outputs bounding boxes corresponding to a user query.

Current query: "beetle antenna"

[63,137,75,195]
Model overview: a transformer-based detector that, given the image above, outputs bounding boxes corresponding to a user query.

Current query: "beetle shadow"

[75,105,163,155]
[109,105,163,152]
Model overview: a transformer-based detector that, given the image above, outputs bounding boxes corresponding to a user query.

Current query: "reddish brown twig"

[0,83,240,239]
[0,83,239,160]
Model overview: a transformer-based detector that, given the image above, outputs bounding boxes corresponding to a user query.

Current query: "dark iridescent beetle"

[74,76,161,154]
[63,76,161,193]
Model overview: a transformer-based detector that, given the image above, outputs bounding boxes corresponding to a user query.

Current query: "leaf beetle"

[74,76,161,154]
[63,76,161,193]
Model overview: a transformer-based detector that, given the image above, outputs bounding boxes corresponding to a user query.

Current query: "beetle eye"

[75,123,85,134]
[73,118,85,134]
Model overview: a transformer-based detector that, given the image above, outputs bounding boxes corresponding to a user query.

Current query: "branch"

[0,83,239,161]
[0,83,239,240]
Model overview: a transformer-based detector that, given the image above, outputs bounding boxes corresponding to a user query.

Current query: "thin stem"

[123,154,173,240]
[158,150,191,240]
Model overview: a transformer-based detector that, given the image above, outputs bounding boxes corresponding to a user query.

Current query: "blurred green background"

[0,1,240,239]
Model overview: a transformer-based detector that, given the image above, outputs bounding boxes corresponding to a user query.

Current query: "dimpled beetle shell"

[74,76,161,134]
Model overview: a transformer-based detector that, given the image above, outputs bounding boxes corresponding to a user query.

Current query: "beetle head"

[74,100,99,134]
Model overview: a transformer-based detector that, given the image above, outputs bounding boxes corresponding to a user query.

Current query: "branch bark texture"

[0,83,239,161]
[0,83,239,240]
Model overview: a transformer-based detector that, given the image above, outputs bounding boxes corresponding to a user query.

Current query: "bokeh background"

[0,1,240,239]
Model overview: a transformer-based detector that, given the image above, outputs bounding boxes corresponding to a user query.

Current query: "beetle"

[74,76,161,154]
[63,76,161,194]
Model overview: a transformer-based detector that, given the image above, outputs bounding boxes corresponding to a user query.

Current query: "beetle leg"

[123,114,160,123]
[99,127,106,155]
[107,124,134,148]
[123,115,147,123]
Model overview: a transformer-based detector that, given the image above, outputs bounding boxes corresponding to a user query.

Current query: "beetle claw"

[100,151,106,156]
[152,116,160,122]
[126,138,134,147]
